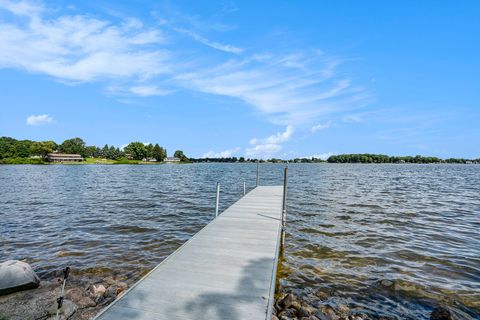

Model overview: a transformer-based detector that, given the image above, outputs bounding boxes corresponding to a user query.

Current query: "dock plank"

[94,186,283,320]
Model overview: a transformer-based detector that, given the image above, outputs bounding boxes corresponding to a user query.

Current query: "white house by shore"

[164,157,180,163]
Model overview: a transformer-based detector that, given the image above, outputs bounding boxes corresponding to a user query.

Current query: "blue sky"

[0,0,479,159]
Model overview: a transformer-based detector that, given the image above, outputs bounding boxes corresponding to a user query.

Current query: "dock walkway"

[94,185,284,320]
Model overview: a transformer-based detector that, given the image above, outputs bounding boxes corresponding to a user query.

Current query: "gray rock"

[279,308,297,319]
[298,306,313,317]
[337,303,350,316]
[104,285,117,299]
[315,310,334,320]
[430,306,454,320]
[77,296,96,308]
[292,300,302,310]
[380,279,394,287]
[0,260,40,295]
[48,299,77,320]
[0,281,56,319]
[66,287,85,303]
[279,293,294,309]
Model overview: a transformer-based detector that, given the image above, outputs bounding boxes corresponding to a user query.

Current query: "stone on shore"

[66,287,85,302]
[90,284,106,297]
[0,260,40,295]
[48,299,77,320]
[279,293,294,308]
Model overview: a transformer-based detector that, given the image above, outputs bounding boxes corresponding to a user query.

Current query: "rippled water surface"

[1,164,479,319]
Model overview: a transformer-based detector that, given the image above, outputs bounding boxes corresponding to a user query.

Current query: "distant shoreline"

[0,158,192,165]
[0,159,478,165]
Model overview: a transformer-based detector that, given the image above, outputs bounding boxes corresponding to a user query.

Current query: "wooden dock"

[94,185,284,320]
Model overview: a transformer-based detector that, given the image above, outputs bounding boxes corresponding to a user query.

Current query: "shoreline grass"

[0,157,192,165]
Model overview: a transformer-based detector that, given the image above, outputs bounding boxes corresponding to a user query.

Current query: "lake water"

[0,164,479,319]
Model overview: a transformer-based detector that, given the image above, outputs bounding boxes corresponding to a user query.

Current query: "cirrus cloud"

[311,120,333,133]
[1,0,370,130]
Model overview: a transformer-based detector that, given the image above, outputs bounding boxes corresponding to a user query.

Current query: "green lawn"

[0,158,46,164]
[0,157,185,165]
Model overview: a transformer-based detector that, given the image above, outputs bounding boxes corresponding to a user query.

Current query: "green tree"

[146,143,154,159]
[108,145,116,159]
[124,142,147,160]
[101,144,109,158]
[85,146,99,158]
[174,150,188,161]
[30,141,56,158]
[59,138,86,157]
[152,144,166,161]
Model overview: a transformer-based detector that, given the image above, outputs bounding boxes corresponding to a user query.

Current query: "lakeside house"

[164,157,180,163]
[47,153,83,162]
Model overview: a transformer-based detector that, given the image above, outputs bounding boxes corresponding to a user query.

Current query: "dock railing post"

[281,163,288,249]
[215,182,220,217]
[256,160,259,187]
[243,180,246,196]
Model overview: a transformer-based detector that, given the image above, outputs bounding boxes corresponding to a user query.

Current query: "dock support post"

[243,180,246,196]
[215,182,220,217]
[256,160,259,187]
[281,163,288,250]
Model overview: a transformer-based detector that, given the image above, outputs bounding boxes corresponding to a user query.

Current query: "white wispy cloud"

[173,27,244,54]
[311,120,333,133]
[202,147,241,158]
[26,114,53,125]
[0,0,370,129]
[0,0,168,85]
[246,126,294,159]
[129,85,172,97]
[176,53,369,125]
[343,114,363,123]
[309,152,335,160]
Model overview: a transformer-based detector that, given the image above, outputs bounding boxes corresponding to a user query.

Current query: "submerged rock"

[0,260,40,295]
[279,293,294,309]
[430,306,454,320]
[314,309,335,320]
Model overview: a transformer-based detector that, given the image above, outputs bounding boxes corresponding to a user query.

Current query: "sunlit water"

[0,164,478,319]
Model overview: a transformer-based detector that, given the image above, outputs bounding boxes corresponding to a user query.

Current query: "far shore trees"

[0,137,171,163]
[123,142,168,161]
[59,138,87,157]
[124,142,147,160]
[174,150,188,162]
[153,144,167,161]
[327,154,444,163]
[1,136,478,164]
[30,141,57,158]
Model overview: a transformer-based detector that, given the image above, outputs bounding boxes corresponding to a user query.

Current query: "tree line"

[1,137,477,164]
[0,137,187,162]
[190,157,247,163]
[326,154,479,164]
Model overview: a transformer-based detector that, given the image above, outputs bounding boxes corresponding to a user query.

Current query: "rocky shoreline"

[0,268,131,320]
[0,282,465,320]
[272,290,467,320]
[0,261,470,320]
